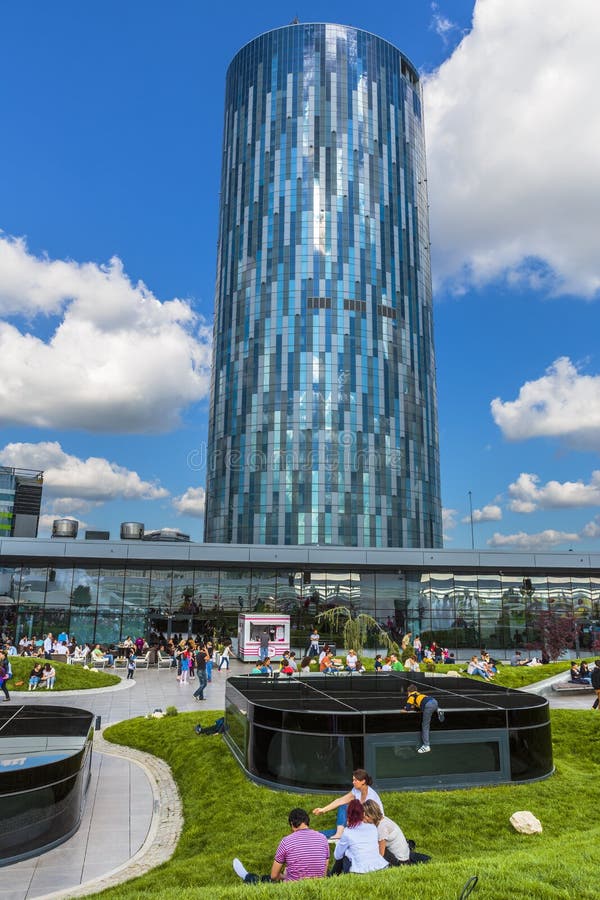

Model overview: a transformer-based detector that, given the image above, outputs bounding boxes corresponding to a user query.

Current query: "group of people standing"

[171,639,232,701]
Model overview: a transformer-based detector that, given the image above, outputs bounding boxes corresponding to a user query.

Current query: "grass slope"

[7,656,120,690]
[99,706,600,900]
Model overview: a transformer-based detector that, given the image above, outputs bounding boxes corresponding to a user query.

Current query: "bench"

[134,652,151,669]
[552,680,594,693]
[50,653,68,664]
[157,653,173,669]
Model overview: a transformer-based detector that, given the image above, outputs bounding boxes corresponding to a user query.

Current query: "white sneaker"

[417,745,431,753]
[233,858,248,881]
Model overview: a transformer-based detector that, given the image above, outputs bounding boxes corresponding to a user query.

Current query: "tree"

[316,606,399,656]
[534,610,577,661]
[71,585,92,608]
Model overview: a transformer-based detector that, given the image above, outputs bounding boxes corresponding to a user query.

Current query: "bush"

[165,706,179,717]
[401,646,415,664]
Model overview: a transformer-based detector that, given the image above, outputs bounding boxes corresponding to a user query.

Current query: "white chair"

[90,656,107,668]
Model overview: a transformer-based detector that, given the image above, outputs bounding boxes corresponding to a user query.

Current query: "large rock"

[510,811,542,834]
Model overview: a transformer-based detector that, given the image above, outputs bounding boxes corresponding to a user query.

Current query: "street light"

[468,491,475,550]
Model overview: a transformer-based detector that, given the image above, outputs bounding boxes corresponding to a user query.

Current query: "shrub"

[165,706,179,717]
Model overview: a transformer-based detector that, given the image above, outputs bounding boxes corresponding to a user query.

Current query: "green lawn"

[7,656,120,690]
[99,705,600,900]
[448,660,574,688]
[310,655,575,688]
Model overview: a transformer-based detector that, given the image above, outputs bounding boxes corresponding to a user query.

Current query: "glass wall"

[3,562,599,652]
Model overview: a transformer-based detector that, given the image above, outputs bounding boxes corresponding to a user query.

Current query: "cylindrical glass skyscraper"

[205,23,442,547]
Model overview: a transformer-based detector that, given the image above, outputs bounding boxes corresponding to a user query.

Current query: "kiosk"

[236,614,290,662]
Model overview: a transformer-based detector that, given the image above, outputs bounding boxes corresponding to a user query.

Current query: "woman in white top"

[218,644,231,671]
[318,643,330,665]
[345,650,358,671]
[313,769,384,840]
[363,799,410,865]
[332,800,389,874]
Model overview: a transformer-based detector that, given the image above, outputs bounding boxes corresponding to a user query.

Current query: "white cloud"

[430,3,458,43]
[508,471,600,513]
[492,358,600,448]
[424,0,600,297]
[442,507,457,542]
[442,507,457,530]
[462,504,502,523]
[487,529,580,551]
[0,235,212,432]
[0,441,168,502]
[581,516,600,539]
[172,486,205,518]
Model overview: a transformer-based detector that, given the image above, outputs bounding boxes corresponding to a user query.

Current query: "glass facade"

[205,23,442,547]
[0,466,43,537]
[1,557,599,652]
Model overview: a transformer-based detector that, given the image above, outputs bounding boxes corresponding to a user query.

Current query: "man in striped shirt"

[233,808,330,883]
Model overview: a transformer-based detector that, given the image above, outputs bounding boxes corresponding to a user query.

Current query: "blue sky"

[2,0,600,550]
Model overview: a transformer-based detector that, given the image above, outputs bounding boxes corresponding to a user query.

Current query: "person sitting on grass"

[467,655,491,679]
[330,799,388,875]
[319,650,336,674]
[362,799,410,866]
[41,662,56,690]
[480,650,498,675]
[346,649,358,671]
[510,650,531,667]
[233,808,329,883]
[28,662,43,690]
[312,768,384,841]
[318,643,331,666]
[300,656,313,674]
[374,654,383,672]
[404,654,420,673]
[389,653,404,672]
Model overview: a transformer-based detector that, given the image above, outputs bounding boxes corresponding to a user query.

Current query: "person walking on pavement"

[194,645,209,700]
[402,684,445,753]
[218,643,231,671]
[592,659,600,709]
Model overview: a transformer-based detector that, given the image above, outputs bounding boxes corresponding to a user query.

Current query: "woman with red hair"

[331,800,389,875]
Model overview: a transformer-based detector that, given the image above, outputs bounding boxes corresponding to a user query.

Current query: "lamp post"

[468,491,475,550]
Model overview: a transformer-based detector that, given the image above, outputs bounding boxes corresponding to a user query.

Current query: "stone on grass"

[510,811,542,834]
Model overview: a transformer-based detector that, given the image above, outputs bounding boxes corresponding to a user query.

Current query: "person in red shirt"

[233,808,330,883]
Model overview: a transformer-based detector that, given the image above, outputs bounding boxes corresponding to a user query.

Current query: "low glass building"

[1,539,598,653]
